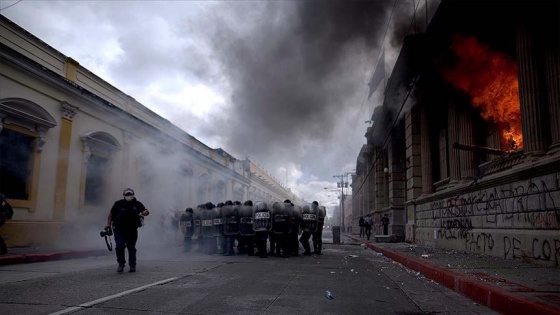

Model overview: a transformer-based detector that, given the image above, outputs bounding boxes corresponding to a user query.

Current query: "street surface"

[0,232,497,315]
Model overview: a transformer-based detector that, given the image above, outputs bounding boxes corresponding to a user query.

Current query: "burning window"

[440,34,522,152]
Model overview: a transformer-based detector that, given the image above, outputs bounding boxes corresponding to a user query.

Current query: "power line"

[0,0,23,12]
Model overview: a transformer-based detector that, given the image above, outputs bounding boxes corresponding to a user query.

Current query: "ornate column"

[458,105,477,179]
[516,23,550,155]
[406,107,423,199]
[545,31,560,153]
[420,106,433,194]
[375,148,386,210]
[54,102,78,220]
[447,101,461,182]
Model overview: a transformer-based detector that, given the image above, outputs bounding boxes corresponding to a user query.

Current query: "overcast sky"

[1,0,428,208]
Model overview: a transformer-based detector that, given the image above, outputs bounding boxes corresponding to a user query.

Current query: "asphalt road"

[0,233,497,315]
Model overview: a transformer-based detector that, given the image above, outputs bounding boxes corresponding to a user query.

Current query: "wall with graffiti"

[414,173,560,267]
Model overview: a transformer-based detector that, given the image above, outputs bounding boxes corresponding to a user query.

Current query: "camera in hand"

[100,227,113,237]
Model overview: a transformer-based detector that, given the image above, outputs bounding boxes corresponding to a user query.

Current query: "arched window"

[79,131,120,207]
[0,98,56,208]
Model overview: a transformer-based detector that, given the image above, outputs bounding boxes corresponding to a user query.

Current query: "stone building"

[0,15,298,247]
[352,1,560,266]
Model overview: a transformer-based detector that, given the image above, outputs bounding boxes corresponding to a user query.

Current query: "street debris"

[326,290,334,300]
[421,254,430,258]
[348,255,358,258]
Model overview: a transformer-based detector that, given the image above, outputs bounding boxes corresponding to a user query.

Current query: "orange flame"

[441,34,522,151]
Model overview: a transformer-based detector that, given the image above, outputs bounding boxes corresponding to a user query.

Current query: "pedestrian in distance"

[381,214,390,235]
[364,214,373,241]
[358,216,365,238]
[105,188,149,273]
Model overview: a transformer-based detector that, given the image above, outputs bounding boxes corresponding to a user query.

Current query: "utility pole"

[332,174,348,231]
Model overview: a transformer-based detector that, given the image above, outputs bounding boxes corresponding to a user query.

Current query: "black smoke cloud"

[193,1,394,181]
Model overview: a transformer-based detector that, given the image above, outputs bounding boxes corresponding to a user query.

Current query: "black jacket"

[110,198,146,231]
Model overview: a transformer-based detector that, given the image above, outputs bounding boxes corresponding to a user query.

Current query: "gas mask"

[125,196,134,202]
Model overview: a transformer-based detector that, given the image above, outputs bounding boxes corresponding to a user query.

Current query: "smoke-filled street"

[0,233,496,315]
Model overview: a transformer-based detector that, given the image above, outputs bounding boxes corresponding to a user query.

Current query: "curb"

[343,234,559,315]
[0,249,110,266]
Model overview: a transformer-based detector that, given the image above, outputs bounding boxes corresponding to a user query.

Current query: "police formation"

[179,200,326,258]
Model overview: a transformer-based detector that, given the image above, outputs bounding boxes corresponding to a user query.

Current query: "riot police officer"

[271,200,292,257]
[300,202,318,255]
[289,204,302,256]
[180,208,194,252]
[239,200,255,256]
[253,201,272,258]
[222,200,240,256]
[214,202,226,255]
[312,202,325,255]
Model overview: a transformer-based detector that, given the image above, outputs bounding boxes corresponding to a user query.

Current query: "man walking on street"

[106,188,149,273]
[364,214,373,241]
[358,216,365,238]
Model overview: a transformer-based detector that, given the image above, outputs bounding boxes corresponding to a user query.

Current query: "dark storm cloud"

[197,1,393,180]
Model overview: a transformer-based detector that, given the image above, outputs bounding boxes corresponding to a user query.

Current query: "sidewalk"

[1,236,559,315]
[0,245,110,266]
[344,233,560,315]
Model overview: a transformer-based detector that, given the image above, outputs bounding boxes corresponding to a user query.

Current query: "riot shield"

[212,206,224,236]
[317,206,326,230]
[201,208,214,237]
[301,204,318,233]
[253,201,272,232]
[180,211,194,238]
[193,206,203,238]
[239,205,255,236]
[271,202,291,235]
[291,205,302,235]
[222,205,240,236]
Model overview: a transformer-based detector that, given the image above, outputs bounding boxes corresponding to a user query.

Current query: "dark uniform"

[271,200,292,257]
[300,202,318,255]
[107,188,149,273]
[201,202,217,254]
[253,201,272,258]
[239,200,255,256]
[222,201,239,256]
[312,204,326,255]
[289,205,302,256]
[214,202,226,255]
[180,208,194,252]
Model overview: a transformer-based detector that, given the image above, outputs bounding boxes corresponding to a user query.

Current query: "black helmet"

[312,201,319,206]
[185,207,193,213]
[224,200,234,206]
[205,202,214,209]
[243,200,253,206]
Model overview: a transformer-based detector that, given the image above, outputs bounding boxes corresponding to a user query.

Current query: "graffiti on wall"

[418,177,560,265]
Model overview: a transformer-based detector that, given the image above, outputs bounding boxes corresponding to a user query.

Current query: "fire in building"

[351,1,560,266]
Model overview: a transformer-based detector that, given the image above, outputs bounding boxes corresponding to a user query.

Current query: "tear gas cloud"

[1,1,438,250]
